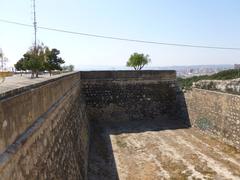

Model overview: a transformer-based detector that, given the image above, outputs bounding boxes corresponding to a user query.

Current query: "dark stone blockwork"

[0,70,187,179]
[81,71,177,122]
[2,70,240,179]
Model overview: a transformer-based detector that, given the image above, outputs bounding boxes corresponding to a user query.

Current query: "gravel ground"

[88,120,240,180]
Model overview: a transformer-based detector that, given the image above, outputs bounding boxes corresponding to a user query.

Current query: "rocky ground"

[194,78,240,94]
[88,119,240,180]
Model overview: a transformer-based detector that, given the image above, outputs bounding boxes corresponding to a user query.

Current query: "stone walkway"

[0,73,74,95]
[88,120,240,180]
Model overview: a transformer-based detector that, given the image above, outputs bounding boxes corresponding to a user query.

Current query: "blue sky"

[0,0,240,69]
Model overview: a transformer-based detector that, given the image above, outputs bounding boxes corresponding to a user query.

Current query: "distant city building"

[234,64,240,69]
[176,65,233,77]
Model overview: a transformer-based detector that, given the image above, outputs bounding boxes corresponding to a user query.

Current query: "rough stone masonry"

[0,71,239,179]
[81,71,177,123]
[0,73,90,179]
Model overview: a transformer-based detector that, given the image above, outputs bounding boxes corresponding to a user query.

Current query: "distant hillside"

[178,69,240,89]
[76,64,232,71]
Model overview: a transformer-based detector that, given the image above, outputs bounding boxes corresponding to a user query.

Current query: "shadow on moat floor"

[87,88,191,179]
[87,116,191,180]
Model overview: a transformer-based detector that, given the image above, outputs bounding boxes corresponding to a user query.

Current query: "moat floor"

[88,120,240,180]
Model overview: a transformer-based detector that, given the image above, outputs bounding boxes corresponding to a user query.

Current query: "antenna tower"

[33,0,37,50]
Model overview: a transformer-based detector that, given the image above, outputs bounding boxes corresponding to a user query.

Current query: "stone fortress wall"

[0,70,177,179]
[0,70,240,179]
[81,71,177,123]
[185,88,240,149]
[0,73,90,179]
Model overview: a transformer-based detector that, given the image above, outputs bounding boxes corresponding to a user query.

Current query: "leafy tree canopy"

[15,43,65,77]
[126,53,151,70]
[62,64,75,72]
[45,48,65,76]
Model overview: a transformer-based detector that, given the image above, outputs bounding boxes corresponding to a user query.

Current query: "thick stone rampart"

[0,70,179,179]
[0,73,89,179]
[0,73,80,153]
[185,88,240,148]
[81,71,177,122]
[3,70,240,179]
[2,70,240,178]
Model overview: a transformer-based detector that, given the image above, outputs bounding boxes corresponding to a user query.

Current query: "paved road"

[88,120,240,180]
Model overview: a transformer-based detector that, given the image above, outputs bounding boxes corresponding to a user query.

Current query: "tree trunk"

[36,71,39,78]
[31,71,34,78]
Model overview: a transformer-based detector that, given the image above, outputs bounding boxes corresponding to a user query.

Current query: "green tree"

[16,44,65,78]
[62,65,75,72]
[23,44,46,78]
[14,58,27,76]
[68,65,74,71]
[0,50,2,59]
[126,53,151,70]
[45,48,65,76]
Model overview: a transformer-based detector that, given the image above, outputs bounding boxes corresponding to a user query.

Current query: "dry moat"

[88,120,240,179]
[0,71,240,180]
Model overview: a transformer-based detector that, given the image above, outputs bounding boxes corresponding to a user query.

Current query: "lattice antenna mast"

[33,0,37,50]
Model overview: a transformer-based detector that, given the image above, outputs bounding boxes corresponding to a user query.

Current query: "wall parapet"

[0,72,80,154]
[0,72,77,101]
[80,70,176,81]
